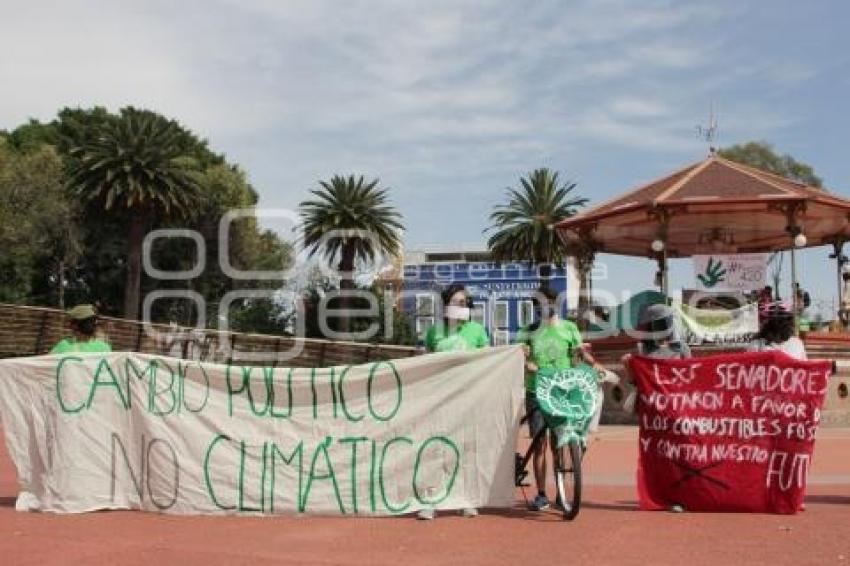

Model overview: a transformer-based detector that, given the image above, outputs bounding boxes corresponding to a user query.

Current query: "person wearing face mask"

[517,286,604,512]
[419,283,488,521]
[423,283,489,354]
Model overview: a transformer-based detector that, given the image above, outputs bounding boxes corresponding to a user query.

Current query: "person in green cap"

[418,283,488,521]
[50,304,112,354]
[517,286,603,512]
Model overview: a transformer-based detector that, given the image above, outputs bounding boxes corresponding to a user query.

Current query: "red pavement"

[1,426,848,566]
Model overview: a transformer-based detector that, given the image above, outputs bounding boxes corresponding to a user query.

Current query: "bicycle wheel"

[552,435,582,520]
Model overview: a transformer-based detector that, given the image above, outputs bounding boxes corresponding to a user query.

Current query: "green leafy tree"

[363,282,416,346]
[66,108,203,319]
[3,107,293,335]
[486,168,587,287]
[299,175,403,335]
[0,140,81,306]
[146,162,292,328]
[718,141,823,187]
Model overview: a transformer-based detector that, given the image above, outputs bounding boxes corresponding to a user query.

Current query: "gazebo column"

[830,238,847,318]
[575,248,596,329]
[659,253,669,298]
[784,204,807,335]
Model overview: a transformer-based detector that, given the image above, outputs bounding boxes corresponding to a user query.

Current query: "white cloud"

[0,0,813,246]
[609,97,670,118]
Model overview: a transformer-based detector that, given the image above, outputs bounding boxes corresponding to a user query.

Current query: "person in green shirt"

[419,283,488,521]
[517,286,603,512]
[50,304,112,354]
[424,284,489,353]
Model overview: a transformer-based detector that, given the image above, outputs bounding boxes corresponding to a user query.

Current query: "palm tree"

[67,108,202,320]
[299,175,403,334]
[486,168,587,287]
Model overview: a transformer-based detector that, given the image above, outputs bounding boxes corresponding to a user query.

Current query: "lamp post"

[651,238,668,299]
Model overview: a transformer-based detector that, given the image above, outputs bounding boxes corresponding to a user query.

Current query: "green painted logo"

[697,257,727,288]
[535,366,598,446]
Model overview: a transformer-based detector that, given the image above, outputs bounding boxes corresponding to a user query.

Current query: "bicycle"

[514,365,615,521]
[515,416,584,520]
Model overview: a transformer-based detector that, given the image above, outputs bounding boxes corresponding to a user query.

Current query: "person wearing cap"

[50,304,112,354]
[634,303,691,359]
[621,302,691,513]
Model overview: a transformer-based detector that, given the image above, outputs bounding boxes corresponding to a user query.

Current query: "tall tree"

[718,141,823,187]
[3,108,293,333]
[486,168,587,287]
[299,175,403,335]
[0,140,81,306]
[66,107,203,319]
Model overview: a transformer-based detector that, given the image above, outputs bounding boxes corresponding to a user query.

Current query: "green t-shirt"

[425,321,489,353]
[50,338,112,355]
[517,319,583,391]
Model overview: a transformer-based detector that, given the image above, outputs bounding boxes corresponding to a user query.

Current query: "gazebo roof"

[556,154,850,258]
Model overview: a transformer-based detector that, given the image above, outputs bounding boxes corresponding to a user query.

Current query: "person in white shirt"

[749,305,807,360]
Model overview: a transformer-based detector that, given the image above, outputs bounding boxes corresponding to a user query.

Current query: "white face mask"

[445,305,471,321]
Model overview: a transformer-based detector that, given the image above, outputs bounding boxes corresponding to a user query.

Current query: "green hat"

[67,304,97,320]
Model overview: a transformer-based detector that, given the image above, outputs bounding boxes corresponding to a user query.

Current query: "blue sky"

[2,0,849,313]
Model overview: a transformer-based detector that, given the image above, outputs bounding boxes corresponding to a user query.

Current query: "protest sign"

[693,253,768,292]
[0,346,523,515]
[629,351,831,514]
[675,303,759,345]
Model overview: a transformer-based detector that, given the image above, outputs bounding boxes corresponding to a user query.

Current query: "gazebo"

[555,152,850,318]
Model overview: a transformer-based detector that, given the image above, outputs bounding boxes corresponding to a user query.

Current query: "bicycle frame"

[514,416,558,487]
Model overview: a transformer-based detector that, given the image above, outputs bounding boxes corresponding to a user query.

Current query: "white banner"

[676,303,759,345]
[0,347,523,515]
[693,253,768,292]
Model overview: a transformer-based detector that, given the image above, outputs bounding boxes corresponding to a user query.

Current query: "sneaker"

[460,507,478,518]
[668,504,685,513]
[529,494,550,511]
[15,491,40,512]
[417,508,435,520]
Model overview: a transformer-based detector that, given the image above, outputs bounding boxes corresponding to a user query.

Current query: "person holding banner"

[423,283,489,354]
[517,286,603,512]
[621,303,692,513]
[635,304,691,359]
[621,303,692,397]
[749,305,807,360]
[621,304,692,416]
[419,283,488,520]
[50,304,112,354]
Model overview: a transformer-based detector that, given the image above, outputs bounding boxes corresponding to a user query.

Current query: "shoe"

[668,504,685,513]
[417,508,435,520]
[15,491,40,512]
[460,507,478,518]
[529,494,550,511]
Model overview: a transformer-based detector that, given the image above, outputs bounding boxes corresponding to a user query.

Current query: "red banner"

[629,351,831,514]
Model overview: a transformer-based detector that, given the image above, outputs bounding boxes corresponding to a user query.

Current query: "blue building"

[400,247,578,346]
